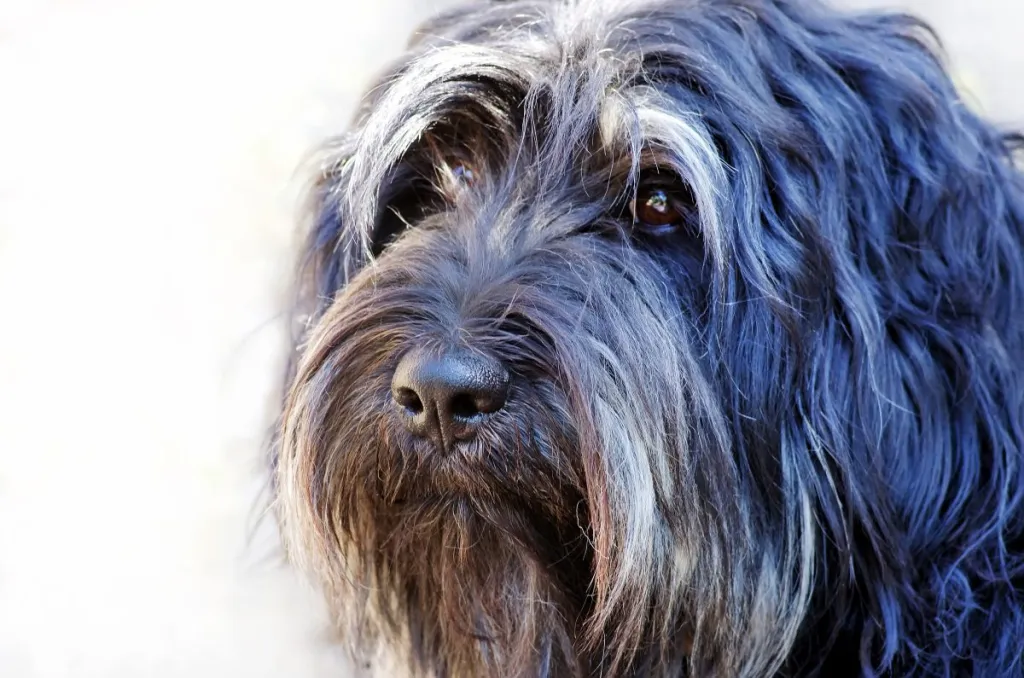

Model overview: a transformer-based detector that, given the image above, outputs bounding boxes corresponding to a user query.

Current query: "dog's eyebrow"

[337,46,538,243]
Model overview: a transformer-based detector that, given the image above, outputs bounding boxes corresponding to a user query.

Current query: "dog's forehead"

[330,0,734,239]
[368,8,629,150]
[375,1,728,144]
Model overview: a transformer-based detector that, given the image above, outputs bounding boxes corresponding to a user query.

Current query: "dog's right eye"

[451,162,476,186]
[441,157,479,200]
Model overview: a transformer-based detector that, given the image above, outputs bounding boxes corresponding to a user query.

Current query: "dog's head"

[276,1,1024,676]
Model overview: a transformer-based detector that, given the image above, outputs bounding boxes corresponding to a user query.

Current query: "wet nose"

[391,347,510,451]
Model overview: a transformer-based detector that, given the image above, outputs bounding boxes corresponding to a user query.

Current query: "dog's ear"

[733,6,1024,671]
[760,6,1024,321]
[824,11,1024,309]
[631,5,1024,671]
[707,5,1024,325]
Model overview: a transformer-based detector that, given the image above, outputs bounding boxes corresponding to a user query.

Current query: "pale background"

[0,1,1019,677]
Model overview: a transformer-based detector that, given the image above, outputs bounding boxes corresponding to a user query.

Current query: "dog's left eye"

[630,180,696,236]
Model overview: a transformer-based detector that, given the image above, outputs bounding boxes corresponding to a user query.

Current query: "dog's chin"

[384,488,507,529]
[374,440,592,575]
[359,464,592,677]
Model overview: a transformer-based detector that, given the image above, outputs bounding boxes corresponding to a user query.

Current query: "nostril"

[394,387,424,416]
[450,392,481,419]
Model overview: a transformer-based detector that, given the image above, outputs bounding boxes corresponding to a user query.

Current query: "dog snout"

[391,346,510,451]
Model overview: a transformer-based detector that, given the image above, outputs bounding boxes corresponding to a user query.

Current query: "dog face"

[276,1,1024,676]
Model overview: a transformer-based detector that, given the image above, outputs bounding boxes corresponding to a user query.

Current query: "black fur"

[275,1,1024,675]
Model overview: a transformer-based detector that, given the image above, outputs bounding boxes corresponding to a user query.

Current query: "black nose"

[391,347,510,451]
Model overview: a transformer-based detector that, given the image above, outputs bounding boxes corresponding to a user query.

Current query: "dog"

[273,0,1024,675]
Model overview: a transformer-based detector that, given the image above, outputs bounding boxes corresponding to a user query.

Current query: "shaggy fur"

[274,0,1024,675]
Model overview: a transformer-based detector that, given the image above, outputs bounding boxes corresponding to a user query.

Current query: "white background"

[0,1,1020,676]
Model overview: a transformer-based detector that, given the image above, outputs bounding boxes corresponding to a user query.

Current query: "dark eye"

[451,162,476,186]
[442,157,479,195]
[630,179,696,236]
[438,159,478,203]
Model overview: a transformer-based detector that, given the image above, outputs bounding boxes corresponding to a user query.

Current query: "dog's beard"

[303,296,587,676]
[354,499,589,676]
[277,224,751,676]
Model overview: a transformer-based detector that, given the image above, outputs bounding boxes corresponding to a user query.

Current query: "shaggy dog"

[274,0,1024,675]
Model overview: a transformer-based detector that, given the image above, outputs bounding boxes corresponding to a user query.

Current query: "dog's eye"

[630,180,696,236]
[444,158,477,190]
[635,188,675,226]
[439,159,478,202]
[451,162,476,186]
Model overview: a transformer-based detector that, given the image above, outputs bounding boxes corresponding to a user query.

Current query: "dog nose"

[391,347,510,450]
